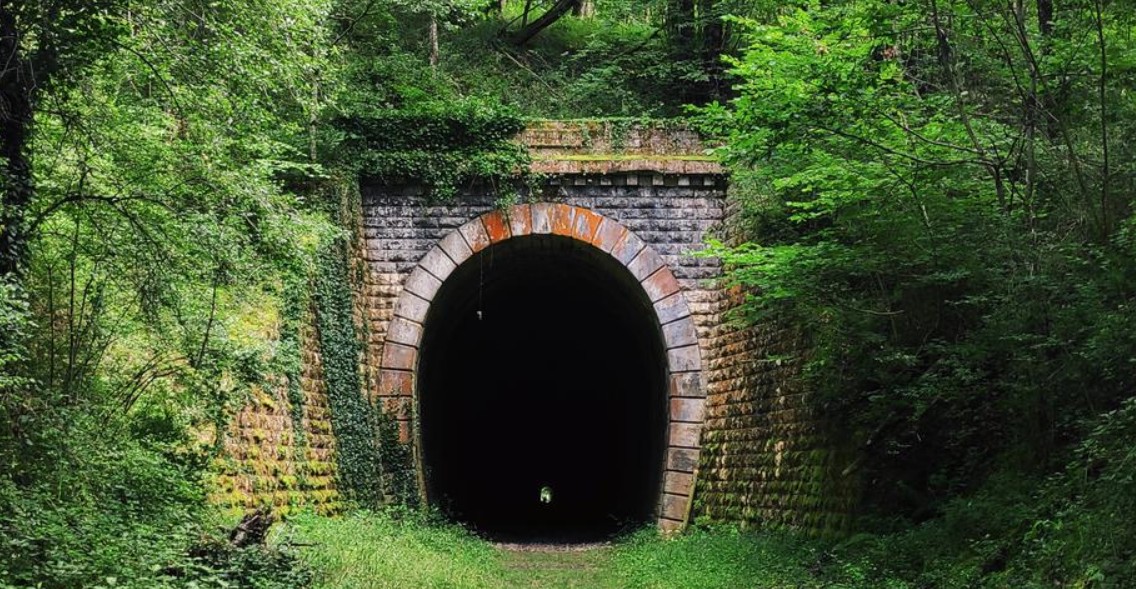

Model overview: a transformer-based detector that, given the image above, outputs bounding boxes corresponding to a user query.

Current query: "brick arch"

[377,203,704,531]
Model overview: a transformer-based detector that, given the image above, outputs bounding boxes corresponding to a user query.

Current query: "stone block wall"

[357,174,727,412]
[691,195,859,535]
[210,312,343,517]
[209,121,858,534]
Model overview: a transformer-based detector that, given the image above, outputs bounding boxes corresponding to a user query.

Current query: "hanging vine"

[334,101,533,200]
[312,233,384,507]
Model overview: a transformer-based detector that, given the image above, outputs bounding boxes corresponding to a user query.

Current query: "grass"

[277,510,505,589]
[275,510,906,589]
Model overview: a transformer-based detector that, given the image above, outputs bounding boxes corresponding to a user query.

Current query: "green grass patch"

[277,511,908,589]
[280,510,507,589]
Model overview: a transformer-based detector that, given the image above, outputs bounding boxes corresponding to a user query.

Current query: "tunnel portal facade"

[362,126,726,536]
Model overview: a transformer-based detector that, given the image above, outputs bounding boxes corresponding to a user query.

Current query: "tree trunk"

[572,0,595,18]
[428,14,439,67]
[508,0,578,46]
[1037,0,1053,36]
[700,0,725,101]
[0,3,35,280]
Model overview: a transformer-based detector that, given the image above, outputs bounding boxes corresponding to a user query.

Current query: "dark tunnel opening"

[417,234,668,543]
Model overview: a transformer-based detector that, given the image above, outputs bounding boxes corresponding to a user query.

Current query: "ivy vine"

[334,101,532,200]
[312,235,384,507]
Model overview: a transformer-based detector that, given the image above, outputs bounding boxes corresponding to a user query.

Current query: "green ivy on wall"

[313,235,384,507]
[334,101,532,200]
[278,273,309,449]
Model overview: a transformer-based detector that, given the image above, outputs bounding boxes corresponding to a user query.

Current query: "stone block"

[381,343,417,371]
[459,217,491,253]
[643,268,682,303]
[658,517,683,534]
[381,396,412,420]
[439,231,472,265]
[662,316,698,348]
[403,268,442,301]
[507,204,533,237]
[669,422,702,448]
[670,397,705,423]
[628,247,665,281]
[572,208,603,243]
[670,372,705,398]
[531,202,553,234]
[667,447,699,472]
[665,470,695,496]
[385,317,423,348]
[481,210,512,244]
[551,204,577,236]
[394,293,430,324]
[611,231,645,267]
[667,344,702,373]
[418,247,456,282]
[592,218,627,253]
[654,292,692,325]
[661,493,688,520]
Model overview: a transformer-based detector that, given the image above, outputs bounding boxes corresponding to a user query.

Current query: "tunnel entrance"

[417,234,668,543]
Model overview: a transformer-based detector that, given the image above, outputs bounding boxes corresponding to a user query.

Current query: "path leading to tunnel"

[496,543,613,588]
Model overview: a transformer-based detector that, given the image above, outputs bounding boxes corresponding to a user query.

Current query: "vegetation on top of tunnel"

[332,101,535,201]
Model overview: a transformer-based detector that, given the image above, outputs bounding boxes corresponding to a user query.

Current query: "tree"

[0,0,123,280]
[707,0,1135,519]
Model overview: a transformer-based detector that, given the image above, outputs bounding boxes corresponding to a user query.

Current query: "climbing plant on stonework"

[333,100,532,200]
[313,234,384,507]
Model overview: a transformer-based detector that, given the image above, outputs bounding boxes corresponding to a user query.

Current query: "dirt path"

[496,543,615,588]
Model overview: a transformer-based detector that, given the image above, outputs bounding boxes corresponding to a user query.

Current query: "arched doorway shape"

[378,203,705,534]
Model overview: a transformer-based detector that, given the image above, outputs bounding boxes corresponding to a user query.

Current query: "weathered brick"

[670,398,705,424]
[418,247,456,282]
[507,204,533,237]
[459,217,491,252]
[481,210,512,244]
[643,268,682,303]
[667,344,702,373]
[381,343,417,371]
[550,203,577,236]
[403,267,442,301]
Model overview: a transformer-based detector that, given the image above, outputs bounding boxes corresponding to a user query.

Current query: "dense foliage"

[704,0,1136,585]
[1,0,335,585]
